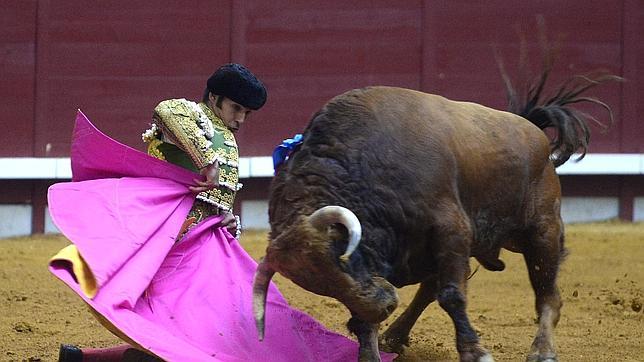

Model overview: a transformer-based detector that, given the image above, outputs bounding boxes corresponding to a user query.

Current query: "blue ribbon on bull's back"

[272,134,303,173]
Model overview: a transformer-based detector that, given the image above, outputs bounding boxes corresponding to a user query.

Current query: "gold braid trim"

[146,138,166,161]
[197,188,235,211]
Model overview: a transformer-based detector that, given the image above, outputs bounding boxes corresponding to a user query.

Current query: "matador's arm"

[152,99,218,170]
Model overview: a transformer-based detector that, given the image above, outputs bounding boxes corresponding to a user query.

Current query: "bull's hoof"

[478,353,495,362]
[459,347,494,362]
[378,333,409,354]
[358,347,383,362]
[526,355,557,362]
[358,354,382,362]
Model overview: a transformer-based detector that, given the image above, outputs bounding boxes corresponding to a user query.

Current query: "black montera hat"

[206,63,267,110]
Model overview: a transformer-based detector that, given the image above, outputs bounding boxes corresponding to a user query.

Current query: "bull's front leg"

[380,278,439,353]
[434,211,493,362]
[438,283,493,362]
[348,316,381,362]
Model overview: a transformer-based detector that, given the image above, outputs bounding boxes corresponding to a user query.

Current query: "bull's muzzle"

[345,276,399,324]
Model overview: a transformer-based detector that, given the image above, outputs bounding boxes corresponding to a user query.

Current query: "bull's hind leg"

[380,278,439,353]
[523,220,565,362]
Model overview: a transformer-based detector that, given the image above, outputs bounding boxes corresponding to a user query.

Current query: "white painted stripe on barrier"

[0,156,275,179]
[248,157,274,177]
[555,154,644,175]
[0,158,72,179]
[238,157,250,178]
[1,154,644,179]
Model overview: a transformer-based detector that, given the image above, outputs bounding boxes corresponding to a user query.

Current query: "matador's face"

[210,95,252,133]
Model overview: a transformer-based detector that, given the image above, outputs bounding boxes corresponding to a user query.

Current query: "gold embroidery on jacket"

[146,139,166,161]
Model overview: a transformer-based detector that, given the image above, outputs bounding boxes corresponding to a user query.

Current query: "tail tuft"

[513,71,621,167]
[496,21,622,167]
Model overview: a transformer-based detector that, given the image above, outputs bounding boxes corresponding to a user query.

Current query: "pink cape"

[48,111,395,362]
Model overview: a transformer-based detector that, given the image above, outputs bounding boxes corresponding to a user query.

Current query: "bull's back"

[323,86,551,177]
[310,86,553,216]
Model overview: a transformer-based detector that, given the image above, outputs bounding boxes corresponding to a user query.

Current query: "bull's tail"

[497,33,621,167]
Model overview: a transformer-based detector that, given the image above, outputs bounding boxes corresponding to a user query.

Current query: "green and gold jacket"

[142,98,241,214]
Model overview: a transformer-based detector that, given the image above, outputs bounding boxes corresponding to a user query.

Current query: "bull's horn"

[309,205,362,262]
[252,259,275,341]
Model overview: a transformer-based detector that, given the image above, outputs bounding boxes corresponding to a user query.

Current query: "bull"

[252,61,618,361]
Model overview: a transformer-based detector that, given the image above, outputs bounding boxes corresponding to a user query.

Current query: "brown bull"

[253,68,618,361]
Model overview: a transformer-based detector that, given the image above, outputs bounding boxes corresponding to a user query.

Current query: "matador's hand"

[189,162,220,193]
[219,211,239,236]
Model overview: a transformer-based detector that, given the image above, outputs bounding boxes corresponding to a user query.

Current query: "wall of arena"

[1,1,642,237]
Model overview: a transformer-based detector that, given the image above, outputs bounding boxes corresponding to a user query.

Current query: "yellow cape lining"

[49,245,97,298]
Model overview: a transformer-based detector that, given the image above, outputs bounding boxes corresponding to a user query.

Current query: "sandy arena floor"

[1,222,642,361]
